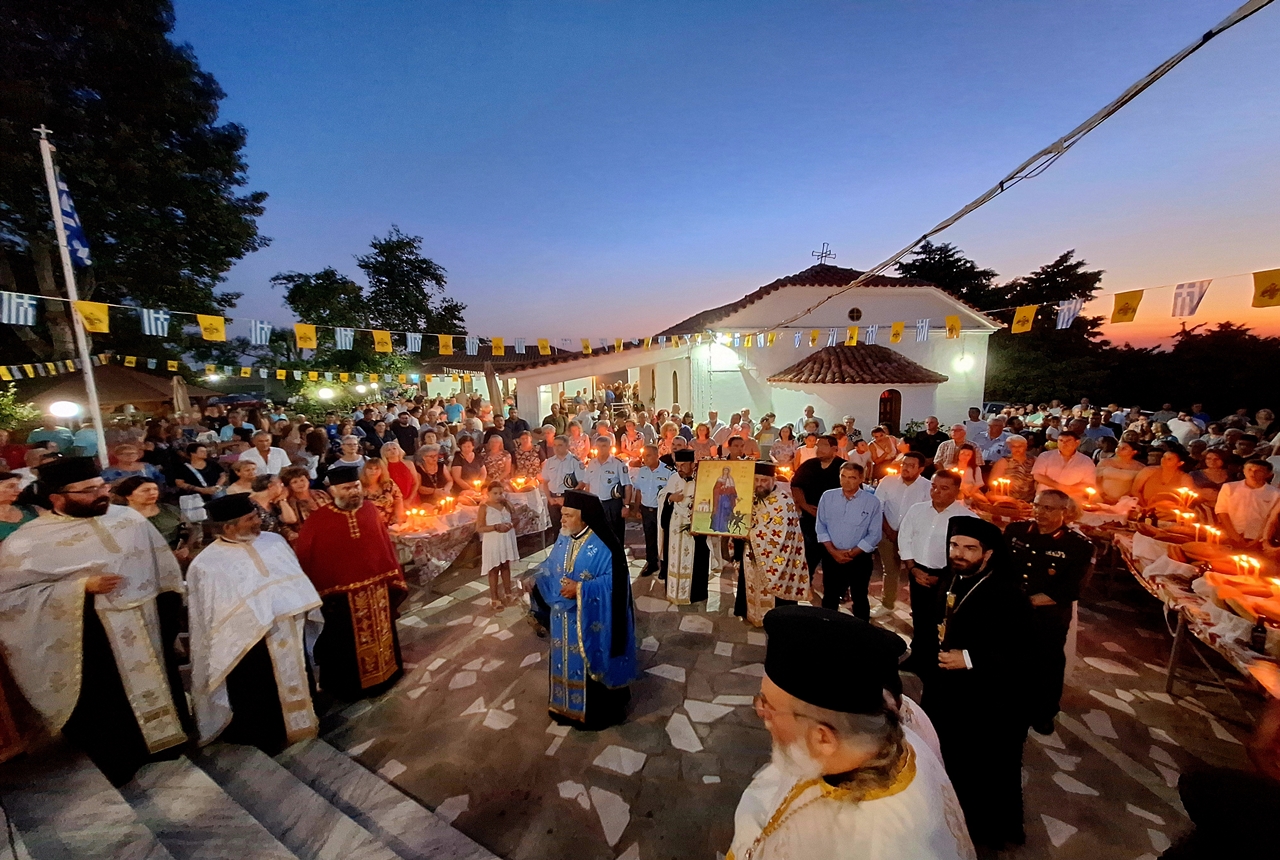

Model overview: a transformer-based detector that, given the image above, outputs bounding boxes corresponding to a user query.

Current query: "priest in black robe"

[921,516,1033,852]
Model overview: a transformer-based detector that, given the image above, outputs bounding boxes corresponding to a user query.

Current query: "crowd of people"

[0,389,1276,857]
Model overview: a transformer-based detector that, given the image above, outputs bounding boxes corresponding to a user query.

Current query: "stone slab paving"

[323,527,1258,859]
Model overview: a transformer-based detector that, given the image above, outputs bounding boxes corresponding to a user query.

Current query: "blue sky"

[174,1,1280,345]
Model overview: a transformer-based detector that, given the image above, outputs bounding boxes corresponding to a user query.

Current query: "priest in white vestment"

[0,458,188,785]
[188,494,324,752]
[728,606,975,860]
[659,450,702,604]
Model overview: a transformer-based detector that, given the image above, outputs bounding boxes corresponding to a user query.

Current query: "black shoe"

[639,567,654,577]
[1031,718,1056,736]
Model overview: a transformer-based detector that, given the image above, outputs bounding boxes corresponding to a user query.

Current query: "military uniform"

[1005,520,1093,727]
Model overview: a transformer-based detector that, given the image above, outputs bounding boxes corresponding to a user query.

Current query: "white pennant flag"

[249,319,273,346]
[1055,299,1083,330]
[405,332,423,352]
[1171,280,1212,317]
[864,325,879,345]
[915,319,930,343]
[139,308,170,337]
[334,327,354,350]
[793,332,802,348]
[514,337,526,354]
[1,292,38,327]
[826,328,838,347]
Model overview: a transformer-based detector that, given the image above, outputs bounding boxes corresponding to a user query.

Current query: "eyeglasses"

[60,484,109,496]
[752,692,825,727]
[1032,503,1068,512]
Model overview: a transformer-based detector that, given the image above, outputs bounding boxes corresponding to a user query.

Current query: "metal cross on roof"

[811,242,836,265]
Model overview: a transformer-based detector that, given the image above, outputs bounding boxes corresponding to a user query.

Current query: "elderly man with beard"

[741,462,808,625]
[530,490,637,729]
[294,465,408,700]
[921,517,1033,852]
[186,494,324,753]
[0,457,188,785]
[730,606,975,860]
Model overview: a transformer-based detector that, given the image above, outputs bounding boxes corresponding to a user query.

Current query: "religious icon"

[690,460,754,538]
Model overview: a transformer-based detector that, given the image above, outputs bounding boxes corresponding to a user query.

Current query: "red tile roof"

[653,264,936,337]
[767,344,949,386]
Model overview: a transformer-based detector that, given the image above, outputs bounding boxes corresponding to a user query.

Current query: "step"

[193,744,398,860]
[120,758,297,860]
[275,740,496,860]
[0,747,173,860]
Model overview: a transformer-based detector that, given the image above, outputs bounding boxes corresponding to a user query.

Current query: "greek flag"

[146,358,157,369]
[465,336,479,355]
[249,319,273,346]
[1055,298,1083,330]
[405,332,422,352]
[916,319,930,342]
[864,325,879,345]
[1172,280,1212,317]
[793,332,802,348]
[56,171,92,267]
[514,337,526,353]
[292,370,302,380]
[1,292,38,326]
[139,308,170,337]
[334,327,354,350]
[825,328,838,347]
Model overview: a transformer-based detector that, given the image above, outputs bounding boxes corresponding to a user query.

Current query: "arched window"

[878,389,902,435]
[672,371,680,405]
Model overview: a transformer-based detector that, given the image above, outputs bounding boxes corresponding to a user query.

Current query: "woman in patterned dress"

[360,457,406,527]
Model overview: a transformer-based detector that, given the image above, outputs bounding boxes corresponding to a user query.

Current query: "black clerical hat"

[673,450,695,463]
[205,493,256,522]
[40,456,99,491]
[763,606,905,714]
[948,516,1004,550]
[754,462,776,476]
[326,465,361,486]
[562,488,601,515]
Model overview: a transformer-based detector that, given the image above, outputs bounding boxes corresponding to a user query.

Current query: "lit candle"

[1193,522,1201,541]
[1232,555,1243,576]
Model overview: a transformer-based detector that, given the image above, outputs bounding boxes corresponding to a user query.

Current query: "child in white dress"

[478,481,519,611]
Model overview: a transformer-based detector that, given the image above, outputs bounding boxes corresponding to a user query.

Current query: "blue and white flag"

[1055,298,1083,330]
[324,372,333,381]
[292,370,302,380]
[826,328,838,347]
[915,319,930,343]
[249,319,273,346]
[1,292,38,326]
[258,368,268,378]
[146,358,157,369]
[864,325,879,345]
[514,337,526,354]
[1172,280,1212,317]
[560,338,572,352]
[465,336,479,355]
[139,308,170,337]
[334,327,354,350]
[56,171,92,267]
[405,332,422,353]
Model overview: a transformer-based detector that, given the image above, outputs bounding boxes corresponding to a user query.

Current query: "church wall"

[768,385,936,434]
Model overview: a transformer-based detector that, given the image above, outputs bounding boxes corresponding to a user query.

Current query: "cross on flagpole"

[811,243,836,266]
[34,125,107,461]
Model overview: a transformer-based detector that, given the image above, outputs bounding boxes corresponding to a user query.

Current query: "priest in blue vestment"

[531,489,637,729]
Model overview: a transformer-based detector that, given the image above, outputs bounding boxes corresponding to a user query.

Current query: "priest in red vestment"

[294,465,408,700]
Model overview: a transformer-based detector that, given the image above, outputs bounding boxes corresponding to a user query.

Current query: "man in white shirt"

[1030,431,1096,500]
[1215,460,1280,545]
[539,435,579,534]
[962,407,988,442]
[796,405,826,436]
[577,437,632,545]
[629,446,673,577]
[975,417,1012,462]
[238,430,291,476]
[1167,412,1203,447]
[873,452,932,616]
[706,410,727,440]
[897,471,975,675]
[712,413,743,449]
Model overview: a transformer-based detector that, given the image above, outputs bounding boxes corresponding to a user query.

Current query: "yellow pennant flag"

[1252,268,1280,308]
[370,373,379,383]
[844,327,858,346]
[1111,290,1143,323]
[205,364,216,376]
[238,366,250,378]
[463,373,472,383]
[294,324,317,350]
[425,374,433,382]
[339,373,349,382]
[46,362,58,375]
[644,337,652,350]
[0,368,10,382]
[451,373,459,382]
[890,322,905,344]
[581,339,592,355]
[124,356,137,367]
[73,301,110,333]
[766,332,777,347]
[808,329,821,347]
[944,315,961,339]
[739,333,750,350]
[372,330,392,353]
[399,374,408,383]
[308,371,318,381]
[537,338,551,355]
[1011,305,1038,334]
[276,369,287,380]
[196,314,225,341]
[167,360,179,371]
[64,360,75,372]
[615,338,623,353]
[491,336,504,354]
[23,364,35,377]
[438,334,454,355]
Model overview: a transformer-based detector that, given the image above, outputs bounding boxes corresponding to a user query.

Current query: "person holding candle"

[987,434,1037,503]
[873,452,932,615]
[450,435,488,500]
[768,424,797,467]
[1132,448,1196,510]
[482,434,513,483]
[360,458,406,528]
[1094,440,1146,503]
[478,482,520,611]
[1189,448,1233,505]
[1029,430,1096,501]
[1215,460,1280,547]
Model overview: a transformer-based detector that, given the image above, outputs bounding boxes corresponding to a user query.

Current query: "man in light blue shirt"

[26,417,74,452]
[628,445,672,576]
[815,461,882,619]
[444,397,464,424]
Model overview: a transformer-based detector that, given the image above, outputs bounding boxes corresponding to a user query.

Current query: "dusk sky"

[174,1,1280,347]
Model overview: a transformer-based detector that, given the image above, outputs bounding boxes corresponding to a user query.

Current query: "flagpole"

[34,126,108,463]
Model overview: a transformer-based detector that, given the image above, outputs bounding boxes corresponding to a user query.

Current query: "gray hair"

[839,461,865,475]
[1035,488,1079,521]
[341,434,361,444]
[251,430,271,440]
[794,695,906,794]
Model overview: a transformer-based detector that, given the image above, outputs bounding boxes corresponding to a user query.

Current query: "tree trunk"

[31,241,80,359]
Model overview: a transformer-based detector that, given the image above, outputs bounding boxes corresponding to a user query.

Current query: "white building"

[504,264,998,433]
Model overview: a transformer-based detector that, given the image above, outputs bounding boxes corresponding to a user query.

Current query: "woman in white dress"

[478,481,519,611]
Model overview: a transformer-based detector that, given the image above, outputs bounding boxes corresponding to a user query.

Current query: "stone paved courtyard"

[321,528,1262,860]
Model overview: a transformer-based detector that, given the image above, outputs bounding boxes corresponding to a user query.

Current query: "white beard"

[771,738,824,783]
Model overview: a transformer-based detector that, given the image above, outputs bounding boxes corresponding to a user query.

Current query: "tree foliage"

[0,0,266,361]
[894,241,999,309]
